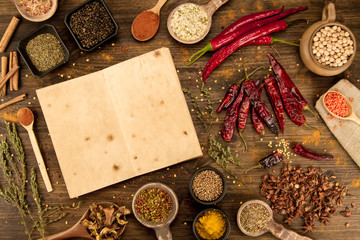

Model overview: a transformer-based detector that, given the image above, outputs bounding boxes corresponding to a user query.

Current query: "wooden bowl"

[12,0,58,22]
[299,3,356,76]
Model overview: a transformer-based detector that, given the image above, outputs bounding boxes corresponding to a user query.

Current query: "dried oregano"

[0,122,80,239]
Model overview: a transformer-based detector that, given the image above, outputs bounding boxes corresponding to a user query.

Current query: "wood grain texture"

[0,0,359,239]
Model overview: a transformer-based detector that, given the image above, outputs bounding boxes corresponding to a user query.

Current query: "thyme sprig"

[208,135,241,179]
[0,122,80,240]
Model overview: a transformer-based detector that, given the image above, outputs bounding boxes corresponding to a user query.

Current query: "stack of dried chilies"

[187,6,308,81]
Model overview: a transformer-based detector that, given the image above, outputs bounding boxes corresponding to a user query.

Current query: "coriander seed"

[192,169,223,202]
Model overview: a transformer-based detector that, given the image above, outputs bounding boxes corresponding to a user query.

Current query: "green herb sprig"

[208,135,241,179]
[0,122,80,240]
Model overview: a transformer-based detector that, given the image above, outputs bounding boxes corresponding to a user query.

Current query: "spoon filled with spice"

[131,0,168,41]
[323,90,360,126]
[237,200,312,240]
[167,0,230,44]
[17,108,52,192]
[11,0,58,22]
[132,182,179,240]
[42,202,130,240]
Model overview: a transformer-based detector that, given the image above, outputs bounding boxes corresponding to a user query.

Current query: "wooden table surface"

[1,0,359,239]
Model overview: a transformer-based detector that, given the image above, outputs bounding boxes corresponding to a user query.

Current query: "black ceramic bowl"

[64,0,118,51]
[189,167,227,205]
[17,24,69,78]
[193,208,231,240]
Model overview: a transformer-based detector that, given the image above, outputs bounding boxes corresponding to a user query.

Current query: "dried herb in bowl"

[69,0,116,49]
[239,203,270,234]
[25,33,65,72]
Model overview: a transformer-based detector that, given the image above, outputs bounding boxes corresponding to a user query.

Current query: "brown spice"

[17,108,34,126]
[132,11,159,41]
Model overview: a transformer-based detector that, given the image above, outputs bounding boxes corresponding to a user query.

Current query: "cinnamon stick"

[12,51,19,90]
[9,52,13,91]
[1,56,8,96]
[0,93,26,111]
[0,65,19,91]
[0,17,20,53]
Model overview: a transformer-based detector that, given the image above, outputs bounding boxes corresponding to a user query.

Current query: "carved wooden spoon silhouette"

[42,202,125,240]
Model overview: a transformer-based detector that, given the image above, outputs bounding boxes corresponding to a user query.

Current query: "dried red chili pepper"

[202,20,289,82]
[251,107,265,135]
[264,76,285,132]
[245,151,283,173]
[274,75,306,126]
[237,95,250,151]
[244,80,279,135]
[216,83,240,112]
[222,85,244,141]
[268,54,318,117]
[189,6,307,63]
[292,143,334,160]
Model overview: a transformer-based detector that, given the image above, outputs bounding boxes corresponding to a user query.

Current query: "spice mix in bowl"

[193,208,230,240]
[189,167,227,205]
[17,24,69,77]
[64,0,118,51]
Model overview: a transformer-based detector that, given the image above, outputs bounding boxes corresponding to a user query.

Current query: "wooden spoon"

[17,108,53,192]
[322,91,360,126]
[42,202,126,240]
[131,0,168,41]
[11,0,58,22]
[237,200,312,240]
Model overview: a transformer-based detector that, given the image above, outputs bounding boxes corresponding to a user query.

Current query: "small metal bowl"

[132,182,179,240]
[17,24,69,78]
[299,3,356,76]
[64,0,118,51]
[193,208,231,240]
[189,167,227,205]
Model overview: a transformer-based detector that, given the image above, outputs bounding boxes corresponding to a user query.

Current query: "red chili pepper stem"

[238,129,247,152]
[303,122,321,133]
[271,37,299,46]
[303,105,320,118]
[237,66,265,85]
[188,43,213,65]
[244,163,261,174]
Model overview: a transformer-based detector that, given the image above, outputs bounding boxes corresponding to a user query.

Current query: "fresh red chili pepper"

[245,151,283,173]
[222,85,244,141]
[264,76,285,132]
[216,83,240,112]
[274,75,306,126]
[244,80,279,135]
[268,53,318,117]
[251,107,265,135]
[292,143,334,160]
[237,95,250,151]
[189,6,307,64]
[202,20,289,82]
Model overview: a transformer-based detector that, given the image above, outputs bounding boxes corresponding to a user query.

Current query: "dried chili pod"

[251,107,265,135]
[245,151,283,173]
[292,143,334,160]
[274,75,306,126]
[222,85,244,141]
[216,83,240,112]
[268,53,318,117]
[237,95,250,151]
[264,75,285,132]
[244,80,279,135]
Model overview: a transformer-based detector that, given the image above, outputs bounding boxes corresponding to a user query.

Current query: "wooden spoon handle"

[27,129,53,192]
[41,223,92,240]
[203,0,230,17]
[154,225,172,240]
[151,0,167,14]
[267,219,312,240]
[349,113,360,126]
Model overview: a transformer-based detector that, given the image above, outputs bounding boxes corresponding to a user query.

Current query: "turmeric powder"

[195,209,226,240]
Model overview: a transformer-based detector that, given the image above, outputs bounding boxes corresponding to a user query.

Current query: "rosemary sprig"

[0,122,80,240]
[208,135,241,179]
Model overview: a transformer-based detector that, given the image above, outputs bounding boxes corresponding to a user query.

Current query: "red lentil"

[324,92,351,117]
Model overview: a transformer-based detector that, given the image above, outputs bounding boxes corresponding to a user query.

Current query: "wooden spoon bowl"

[11,0,58,22]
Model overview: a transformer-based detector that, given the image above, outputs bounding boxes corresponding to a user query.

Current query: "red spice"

[132,11,159,41]
[324,92,351,118]
[17,108,34,126]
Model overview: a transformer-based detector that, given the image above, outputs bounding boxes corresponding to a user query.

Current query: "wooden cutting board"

[36,48,203,198]
[315,79,360,168]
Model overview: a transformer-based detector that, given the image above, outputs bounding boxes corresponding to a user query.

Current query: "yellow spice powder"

[195,210,226,240]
